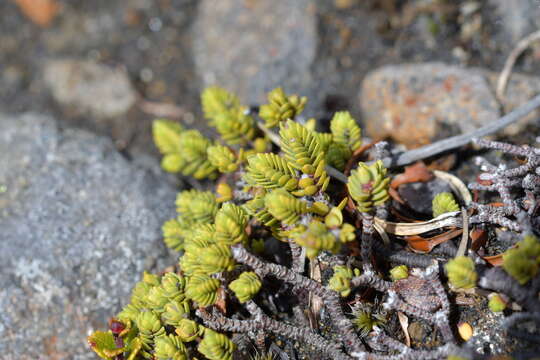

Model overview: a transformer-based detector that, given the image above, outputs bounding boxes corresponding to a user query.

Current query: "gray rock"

[193,0,317,108]
[0,113,177,359]
[44,59,137,119]
[488,0,540,45]
[360,63,501,148]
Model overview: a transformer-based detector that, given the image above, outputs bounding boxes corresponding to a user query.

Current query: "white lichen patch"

[14,258,67,306]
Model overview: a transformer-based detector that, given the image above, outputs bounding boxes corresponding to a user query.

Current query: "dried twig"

[385,93,540,168]
[455,208,469,257]
[497,30,540,101]
[196,304,352,360]
[138,99,186,118]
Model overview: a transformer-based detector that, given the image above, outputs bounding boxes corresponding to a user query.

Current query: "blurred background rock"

[0,0,539,358]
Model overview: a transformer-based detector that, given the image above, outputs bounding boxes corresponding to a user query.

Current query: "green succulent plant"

[161,273,187,302]
[488,293,507,313]
[326,142,352,171]
[92,85,533,360]
[88,331,124,360]
[330,111,362,151]
[244,153,299,191]
[290,220,342,259]
[353,309,387,337]
[162,299,190,326]
[185,274,221,307]
[215,203,248,245]
[176,190,219,224]
[328,265,361,297]
[213,106,255,146]
[347,160,390,213]
[201,86,241,124]
[207,144,239,173]
[136,311,166,357]
[502,234,540,285]
[250,353,276,360]
[445,256,477,289]
[153,121,217,179]
[176,318,204,342]
[243,193,279,227]
[259,87,307,128]
[279,119,327,177]
[264,188,309,225]
[389,265,409,281]
[229,271,262,303]
[161,190,219,252]
[432,192,460,217]
[198,329,236,360]
[153,119,184,155]
[162,218,186,251]
[317,131,334,153]
[154,334,188,360]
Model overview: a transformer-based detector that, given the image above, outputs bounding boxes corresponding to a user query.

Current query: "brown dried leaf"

[470,228,488,251]
[308,259,323,330]
[482,253,504,267]
[388,187,405,204]
[397,312,411,347]
[214,287,227,314]
[14,0,59,27]
[374,211,461,236]
[405,228,462,253]
[390,162,434,189]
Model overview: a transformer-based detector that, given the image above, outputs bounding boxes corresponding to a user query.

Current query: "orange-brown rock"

[360,63,500,148]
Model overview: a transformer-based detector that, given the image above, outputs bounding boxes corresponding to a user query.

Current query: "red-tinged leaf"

[87,331,117,360]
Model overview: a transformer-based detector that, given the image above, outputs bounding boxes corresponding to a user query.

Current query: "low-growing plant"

[89,86,540,360]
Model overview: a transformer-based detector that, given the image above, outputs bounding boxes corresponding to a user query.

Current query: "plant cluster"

[89,87,540,360]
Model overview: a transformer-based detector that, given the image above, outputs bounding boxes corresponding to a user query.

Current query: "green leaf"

[229,272,262,303]
[154,334,188,360]
[153,119,184,154]
[215,203,248,245]
[259,87,307,128]
[207,145,238,173]
[347,160,390,213]
[432,192,460,218]
[185,274,221,306]
[87,331,121,360]
[161,154,186,173]
[265,189,308,225]
[502,235,540,285]
[198,329,236,360]
[330,111,362,151]
[445,256,477,289]
[201,86,241,124]
[244,153,298,191]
